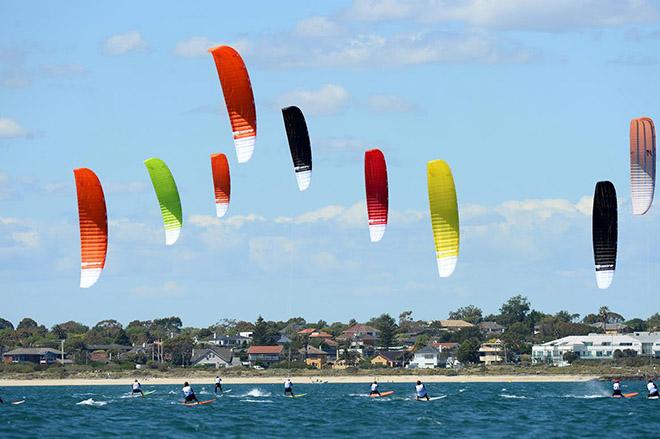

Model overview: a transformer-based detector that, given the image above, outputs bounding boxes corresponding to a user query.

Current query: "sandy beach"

[0,374,597,387]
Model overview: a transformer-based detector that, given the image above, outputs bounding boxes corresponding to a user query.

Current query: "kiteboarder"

[182,382,199,403]
[416,380,430,401]
[612,379,622,397]
[214,376,222,394]
[370,380,381,396]
[647,379,659,398]
[131,379,144,397]
[284,378,294,397]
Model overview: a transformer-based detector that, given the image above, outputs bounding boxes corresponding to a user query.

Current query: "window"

[620,343,633,346]
[601,342,611,346]
[596,351,603,357]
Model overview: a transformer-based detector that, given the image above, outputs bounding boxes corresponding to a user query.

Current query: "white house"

[190,347,236,368]
[532,332,660,365]
[408,346,441,369]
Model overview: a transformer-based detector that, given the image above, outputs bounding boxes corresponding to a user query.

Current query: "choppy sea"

[1,381,659,438]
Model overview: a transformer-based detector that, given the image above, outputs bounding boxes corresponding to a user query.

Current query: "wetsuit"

[648,382,659,398]
[416,383,430,400]
[369,383,381,396]
[612,382,622,397]
[284,380,293,396]
[214,377,222,394]
[183,385,198,403]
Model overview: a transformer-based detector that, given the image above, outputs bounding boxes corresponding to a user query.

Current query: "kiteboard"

[416,396,445,402]
[370,391,394,398]
[180,399,215,406]
[10,400,26,405]
[286,393,307,398]
[613,393,638,399]
[142,390,157,397]
[647,395,658,400]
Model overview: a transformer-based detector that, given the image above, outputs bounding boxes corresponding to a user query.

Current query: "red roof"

[310,331,333,338]
[297,328,317,335]
[247,345,284,354]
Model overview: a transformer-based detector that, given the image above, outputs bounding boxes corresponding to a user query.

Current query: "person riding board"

[131,379,144,397]
[370,381,381,396]
[416,380,430,401]
[284,378,294,397]
[647,379,659,398]
[612,379,622,397]
[182,382,199,403]
[214,376,222,394]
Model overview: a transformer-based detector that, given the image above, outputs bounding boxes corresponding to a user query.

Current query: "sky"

[2,0,660,328]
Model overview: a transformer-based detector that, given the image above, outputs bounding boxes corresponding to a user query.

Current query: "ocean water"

[1,381,659,438]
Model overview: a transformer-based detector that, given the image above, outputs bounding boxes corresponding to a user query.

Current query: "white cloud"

[276,84,349,116]
[132,281,185,298]
[275,205,345,225]
[0,118,29,139]
[189,213,265,229]
[102,31,147,55]
[367,94,416,113]
[173,36,217,58]
[11,231,39,248]
[294,16,342,37]
[346,0,660,31]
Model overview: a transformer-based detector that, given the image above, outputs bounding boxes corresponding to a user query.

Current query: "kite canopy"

[209,45,256,163]
[73,168,108,288]
[144,158,183,245]
[211,153,231,217]
[592,181,617,289]
[282,106,312,191]
[364,149,388,242]
[630,117,656,215]
[427,160,459,278]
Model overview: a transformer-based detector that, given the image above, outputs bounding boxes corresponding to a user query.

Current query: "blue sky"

[2,0,660,327]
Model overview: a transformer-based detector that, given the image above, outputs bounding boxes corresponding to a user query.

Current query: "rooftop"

[3,347,62,356]
[439,320,475,329]
[247,345,284,355]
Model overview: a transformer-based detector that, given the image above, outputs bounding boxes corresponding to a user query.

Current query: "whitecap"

[76,398,107,407]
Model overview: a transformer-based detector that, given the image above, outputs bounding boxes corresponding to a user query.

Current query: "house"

[438,320,475,331]
[479,340,504,365]
[190,347,235,368]
[297,328,317,336]
[200,334,251,348]
[3,347,63,364]
[247,345,284,366]
[432,342,459,353]
[238,331,254,339]
[309,331,333,340]
[531,333,658,365]
[478,321,506,336]
[408,346,441,369]
[85,344,132,362]
[341,324,380,340]
[371,350,406,368]
[300,345,328,369]
[275,334,292,344]
[589,322,627,334]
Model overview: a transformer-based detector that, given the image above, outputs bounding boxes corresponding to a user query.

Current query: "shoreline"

[0,374,597,387]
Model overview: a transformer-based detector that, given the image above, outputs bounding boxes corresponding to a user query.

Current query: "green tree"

[51,321,89,339]
[454,326,483,343]
[163,335,194,366]
[398,311,414,332]
[84,320,130,345]
[0,318,14,331]
[456,339,480,364]
[625,318,647,332]
[647,313,660,331]
[370,314,398,348]
[598,306,624,326]
[252,316,275,345]
[448,305,483,324]
[497,295,531,326]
